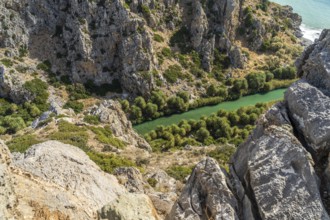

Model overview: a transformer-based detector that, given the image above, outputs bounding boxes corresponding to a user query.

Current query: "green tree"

[196,127,210,142]
[2,116,26,133]
[134,96,147,110]
[150,91,167,110]
[130,105,143,122]
[167,97,188,113]
[245,72,266,92]
[144,103,159,119]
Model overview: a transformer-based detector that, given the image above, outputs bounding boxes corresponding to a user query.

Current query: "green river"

[133,88,286,135]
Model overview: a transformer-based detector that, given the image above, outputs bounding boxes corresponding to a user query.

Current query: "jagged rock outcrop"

[169,29,330,220]
[0,140,159,219]
[1,0,155,97]
[88,100,151,151]
[168,158,239,220]
[0,65,32,103]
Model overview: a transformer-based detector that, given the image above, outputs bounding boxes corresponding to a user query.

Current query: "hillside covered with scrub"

[1,0,325,219]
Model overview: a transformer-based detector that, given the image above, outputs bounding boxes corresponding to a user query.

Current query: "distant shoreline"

[300,23,322,45]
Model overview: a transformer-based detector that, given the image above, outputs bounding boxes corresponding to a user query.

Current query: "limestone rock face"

[169,30,330,220]
[88,100,151,151]
[168,157,239,220]
[0,0,155,97]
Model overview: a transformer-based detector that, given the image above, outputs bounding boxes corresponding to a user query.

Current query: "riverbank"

[134,88,286,134]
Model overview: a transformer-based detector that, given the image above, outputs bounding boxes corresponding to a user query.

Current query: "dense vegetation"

[123,67,296,125]
[144,103,268,152]
[0,79,49,134]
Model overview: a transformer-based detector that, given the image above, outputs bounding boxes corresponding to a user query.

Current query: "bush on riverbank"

[144,103,268,152]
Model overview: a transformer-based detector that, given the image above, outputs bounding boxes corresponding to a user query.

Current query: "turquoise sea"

[271,0,330,41]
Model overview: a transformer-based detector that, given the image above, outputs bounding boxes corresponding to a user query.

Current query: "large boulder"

[11,141,125,219]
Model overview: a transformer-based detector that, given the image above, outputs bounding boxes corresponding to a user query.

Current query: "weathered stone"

[286,81,330,154]
[98,193,160,220]
[167,157,239,220]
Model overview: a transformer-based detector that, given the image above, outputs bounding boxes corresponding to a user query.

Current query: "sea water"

[271,0,330,41]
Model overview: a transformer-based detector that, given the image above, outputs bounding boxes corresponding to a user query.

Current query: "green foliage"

[245,72,266,92]
[87,151,136,173]
[273,66,296,79]
[89,126,126,149]
[84,115,100,125]
[147,178,158,187]
[145,103,268,151]
[1,58,14,67]
[163,65,183,84]
[208,145,236,170]
[1,116,26,133]
[49,121,88,150]
[153,34,164,42]
[161,47,172,58]
[36,60,52,73]
[166,165,193,182]
[66,83,90,100]
[7,134,41,153]
[64,100,84,113]
[23,79,49,111]
[170,27,192,53]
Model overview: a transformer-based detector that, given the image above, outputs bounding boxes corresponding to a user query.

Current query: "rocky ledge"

[168,29,330,220]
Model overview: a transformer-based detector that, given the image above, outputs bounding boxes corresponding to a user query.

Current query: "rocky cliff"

[168,29,330,219]
[0,0,302,99]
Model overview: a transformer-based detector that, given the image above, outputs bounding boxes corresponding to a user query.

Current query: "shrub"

[1,116,26,133]
[87,151,136,173]
[7,134,41,153]
[245,72,266,92]
[23,79,49,111]
[64,100,84,113]
[147,178,158,187]
[163,65,183,84]
[161,47,172,58]
[153,34,164,42]
[89,126,126,149]
[84,115,100,125]
[1,58,14,67]
[166,165,193,182]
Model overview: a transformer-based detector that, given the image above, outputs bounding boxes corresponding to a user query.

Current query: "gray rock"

[167,157,239,220]
[286,81,330,154]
